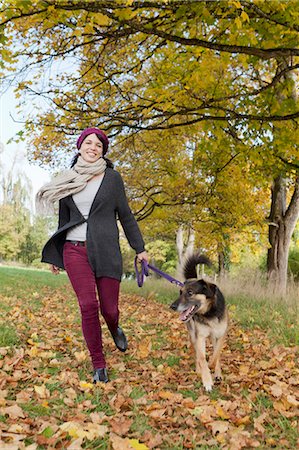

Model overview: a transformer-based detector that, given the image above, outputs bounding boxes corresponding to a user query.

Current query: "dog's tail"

[184,253,212,279]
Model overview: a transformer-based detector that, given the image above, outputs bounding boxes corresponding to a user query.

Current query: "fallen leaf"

[110,432,134,450]
[34,384,50,399]
[136,338,152,359]
[74,351,87,362]
[0,404,25,419]
[254,412,268,434]
[210,420,230,436]
[59,421,108,440]
[269,384,283,398]
[109,417,133,435]
[79,380,94,391]
[129,439,149,450]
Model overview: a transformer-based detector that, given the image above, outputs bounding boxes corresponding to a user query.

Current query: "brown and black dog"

[170,254,228,391]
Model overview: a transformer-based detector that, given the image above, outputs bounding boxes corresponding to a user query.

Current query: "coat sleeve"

[116,173,145,254]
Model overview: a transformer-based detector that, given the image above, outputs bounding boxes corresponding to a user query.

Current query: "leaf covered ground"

[0,277,298,449]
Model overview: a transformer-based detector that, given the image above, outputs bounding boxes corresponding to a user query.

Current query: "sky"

[0,87,51,211]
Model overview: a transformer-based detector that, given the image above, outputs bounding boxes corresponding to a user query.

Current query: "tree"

[115,125,269,274]
[1,0,299,291]
[0,204,26,260]
[19,216,53,265]
[1,1,298,148]
[0,145,32,260]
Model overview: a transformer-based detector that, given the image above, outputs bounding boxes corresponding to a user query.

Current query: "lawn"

[0,265,298,449]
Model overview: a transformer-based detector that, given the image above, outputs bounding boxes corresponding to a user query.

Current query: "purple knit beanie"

[76,128,109,154]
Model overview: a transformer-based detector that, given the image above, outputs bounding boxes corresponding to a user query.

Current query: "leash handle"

[134,257,148,287]
[134,257,183,288]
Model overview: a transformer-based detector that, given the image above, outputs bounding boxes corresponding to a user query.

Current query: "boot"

[93,368,109,384]
[111,326,128,352]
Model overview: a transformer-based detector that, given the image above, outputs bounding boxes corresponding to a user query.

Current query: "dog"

[170,253,228,391]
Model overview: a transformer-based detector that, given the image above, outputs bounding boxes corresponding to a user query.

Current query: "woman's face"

[80,133,103,163]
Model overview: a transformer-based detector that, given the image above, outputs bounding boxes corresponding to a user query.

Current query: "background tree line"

[0,144,55,265]
[1,0,299,293]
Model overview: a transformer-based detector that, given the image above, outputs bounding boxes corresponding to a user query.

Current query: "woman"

[36,127,148,383]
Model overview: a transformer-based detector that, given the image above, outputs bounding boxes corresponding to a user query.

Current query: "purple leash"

[134,256,183,288]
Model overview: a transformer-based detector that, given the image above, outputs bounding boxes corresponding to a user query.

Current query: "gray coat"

[41,168,145,280]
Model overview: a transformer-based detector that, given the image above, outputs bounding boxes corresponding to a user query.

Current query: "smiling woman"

[35,127,149,385]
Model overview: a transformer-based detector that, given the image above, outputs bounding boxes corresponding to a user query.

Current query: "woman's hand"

[50,264,60,275]
[136,251,149,263]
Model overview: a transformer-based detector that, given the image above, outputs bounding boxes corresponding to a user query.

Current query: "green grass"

[21,402,51,418]
[83,437,109,449]
[121,277,178,305]
[228,294,299,345]
[130,387,147,400]
[0,265,69,298]
[0,323,19,346]
[129,411,152,434]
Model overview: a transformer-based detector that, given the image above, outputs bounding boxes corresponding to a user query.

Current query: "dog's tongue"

[180,305,195,321]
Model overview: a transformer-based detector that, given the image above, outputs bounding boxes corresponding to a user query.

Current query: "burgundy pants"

[63,242,120,369]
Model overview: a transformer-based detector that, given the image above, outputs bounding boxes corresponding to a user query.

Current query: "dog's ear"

[206,282,218,298]
[196,280,217,298]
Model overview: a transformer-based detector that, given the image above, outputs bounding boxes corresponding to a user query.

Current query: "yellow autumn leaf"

[27,346,38,357]
[241,11,250,22]
[79,381,94,391]
[216,406,230,419]
[129,439,149,450]
[232,0,242,8]
[60,421,82,438]
[235,17,242,29]
[95,12,110,26]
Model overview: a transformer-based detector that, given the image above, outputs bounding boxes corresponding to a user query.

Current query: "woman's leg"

[96,277,120,335]
[63,243,106,369]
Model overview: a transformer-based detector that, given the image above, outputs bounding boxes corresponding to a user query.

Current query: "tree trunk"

[217,235,231,276]
[176,225,195,268]
[266,57,299,295]
[267,175,299,295]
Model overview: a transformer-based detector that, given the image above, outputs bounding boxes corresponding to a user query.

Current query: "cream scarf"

[36,156,107,215]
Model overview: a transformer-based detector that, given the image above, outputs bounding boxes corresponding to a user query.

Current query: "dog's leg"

[209,334,226,382]
[187,321,200,372]
[194,335,213,391]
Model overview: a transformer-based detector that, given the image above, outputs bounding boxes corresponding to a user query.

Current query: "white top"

[66,175,104,241]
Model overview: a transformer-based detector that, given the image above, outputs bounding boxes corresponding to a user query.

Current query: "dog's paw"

[203,381,213,392]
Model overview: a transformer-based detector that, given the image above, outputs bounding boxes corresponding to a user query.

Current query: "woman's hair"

[70,153,114,169]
